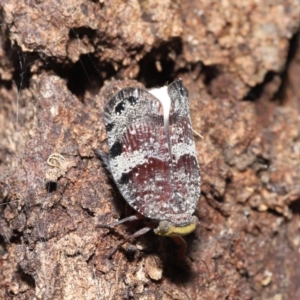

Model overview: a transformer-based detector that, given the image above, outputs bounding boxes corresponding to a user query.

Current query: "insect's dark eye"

[127,96,138,105]
[115,101,126,115]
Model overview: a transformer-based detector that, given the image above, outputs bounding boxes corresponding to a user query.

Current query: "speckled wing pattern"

[103,79,200,225]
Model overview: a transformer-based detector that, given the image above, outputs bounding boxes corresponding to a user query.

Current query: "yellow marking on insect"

[154,223,197,237]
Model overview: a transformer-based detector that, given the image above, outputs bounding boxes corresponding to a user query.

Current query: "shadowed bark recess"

[1,1,300,299]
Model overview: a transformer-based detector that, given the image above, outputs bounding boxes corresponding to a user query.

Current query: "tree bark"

[1,1,300,299]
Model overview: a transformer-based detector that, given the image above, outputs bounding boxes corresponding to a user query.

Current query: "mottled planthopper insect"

[97,79,201,258]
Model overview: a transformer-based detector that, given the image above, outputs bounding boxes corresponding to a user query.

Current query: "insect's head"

[154,215,199,237]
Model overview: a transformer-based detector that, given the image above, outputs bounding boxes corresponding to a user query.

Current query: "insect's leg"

[171,236,187,260]
[97,214,144,228]
[94,149,111,173]
[107,226,152,258]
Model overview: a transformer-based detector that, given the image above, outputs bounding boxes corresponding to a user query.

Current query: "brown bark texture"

[1,0,300,299]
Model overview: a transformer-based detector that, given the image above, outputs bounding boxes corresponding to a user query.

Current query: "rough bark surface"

[1,1,300,299]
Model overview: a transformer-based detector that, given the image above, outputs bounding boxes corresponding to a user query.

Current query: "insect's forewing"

[104,87,175,220]
[167,80,201,218]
